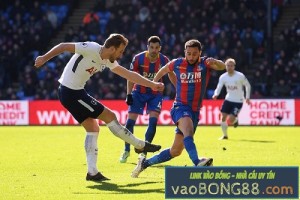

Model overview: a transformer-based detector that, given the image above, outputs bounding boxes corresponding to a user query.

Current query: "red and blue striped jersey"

[168,57,212,111]
[130,51,169,94]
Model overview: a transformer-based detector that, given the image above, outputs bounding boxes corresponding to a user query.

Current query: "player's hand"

[34,56,47,68]
[205,57,216,66]
[212,95,218,100]
[151,82,164,92]
[245,99,250,105]
[126,94,133,105]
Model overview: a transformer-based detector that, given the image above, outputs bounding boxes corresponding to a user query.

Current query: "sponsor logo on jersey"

[142,72,156,80]
[86,67,97,75]
[227,85,238,90]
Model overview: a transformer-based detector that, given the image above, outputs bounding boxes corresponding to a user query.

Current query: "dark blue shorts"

[128,91,163,115]
[170,104,199,135]
[58,85,104,124]
[220,100,243,117]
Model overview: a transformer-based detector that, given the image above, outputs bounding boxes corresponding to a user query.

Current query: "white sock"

[221,121,228,136]
[107,120,145,149]
[85,132,99,176]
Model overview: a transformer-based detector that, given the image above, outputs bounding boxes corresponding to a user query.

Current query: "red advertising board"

[28,100,223,125]
[29,101,78,125]
[0,99,299,126]
[295,99,300,125]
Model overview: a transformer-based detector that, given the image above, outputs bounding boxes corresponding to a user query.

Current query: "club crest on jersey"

[91,99,97,105]
[100,64,106,71]
[197,65,203,71]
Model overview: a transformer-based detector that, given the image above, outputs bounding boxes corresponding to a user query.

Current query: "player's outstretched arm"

[243,76,251,105]
[213,77,224,99]
[112,66,164,91]
[167,71,176,88]
[153,64,171,82]
[34,43,75,68]
[206,57,226,71]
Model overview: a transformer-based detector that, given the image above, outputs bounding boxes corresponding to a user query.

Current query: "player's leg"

[120,91,146,162]
[120,113,138,163]
[131,133,184,178]
[81,118,110,181]
[98,107,161,153]
[175,106,212,166]
[220,112,229,139]
[228,103,243,128]
[81,119,99,176]
[177,117,201,165]
[220,100,231,140]
[58,86,109,181]
[125,113,138,151]
[145,111,159,143]
[228,114,238,127]
[145,95,162,144]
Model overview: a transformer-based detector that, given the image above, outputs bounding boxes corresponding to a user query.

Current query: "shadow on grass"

[229,139,275,143]
[127,162,172,169]
[85,181,165,194]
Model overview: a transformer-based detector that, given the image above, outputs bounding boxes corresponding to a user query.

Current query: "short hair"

[148,36,161,45]
[185,39,202,51]
[104,33,128,48]
[225,58,236,65]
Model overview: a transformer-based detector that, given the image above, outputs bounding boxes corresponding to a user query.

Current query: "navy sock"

[144,148,172,168]
[124,118,136,152]
[183,136,200,165]
[145,117,158,143]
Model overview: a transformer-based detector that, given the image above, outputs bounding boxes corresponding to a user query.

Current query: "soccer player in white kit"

[212,58,251,140]
[34,34,163,181]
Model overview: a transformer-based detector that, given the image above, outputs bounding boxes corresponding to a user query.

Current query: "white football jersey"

[214,71,251,103]
[58,42,119,89]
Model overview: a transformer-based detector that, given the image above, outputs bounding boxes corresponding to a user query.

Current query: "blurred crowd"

[0,0,299,100]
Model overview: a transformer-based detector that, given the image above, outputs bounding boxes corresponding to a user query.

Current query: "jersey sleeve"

[168,59,177,71]
[75,42,100,57]
[129,56,138,72]
[241,74,251,99]
[213,75,225,96]
[202,56,212,69]
[106,60,119,70]
[163,55,170,65]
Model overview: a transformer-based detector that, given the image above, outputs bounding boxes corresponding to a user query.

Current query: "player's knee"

[104,110,118,123]
[221,115,227,122]
[228,116,236,124]
[82,118,99,132]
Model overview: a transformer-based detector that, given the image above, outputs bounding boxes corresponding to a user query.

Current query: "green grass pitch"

[0,126,299,200]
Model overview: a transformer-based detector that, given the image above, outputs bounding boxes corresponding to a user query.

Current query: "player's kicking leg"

[107,119,161,153]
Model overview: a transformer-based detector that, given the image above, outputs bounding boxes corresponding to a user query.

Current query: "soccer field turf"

[0,126,299,200]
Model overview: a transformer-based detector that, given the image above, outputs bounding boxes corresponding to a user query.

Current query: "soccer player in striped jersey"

[119,36,170,163]
[131,39,226,178]
[212,58,251,140]
[34,33,163,182]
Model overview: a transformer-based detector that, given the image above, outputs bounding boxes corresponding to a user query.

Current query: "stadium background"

[0,0,300,125]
